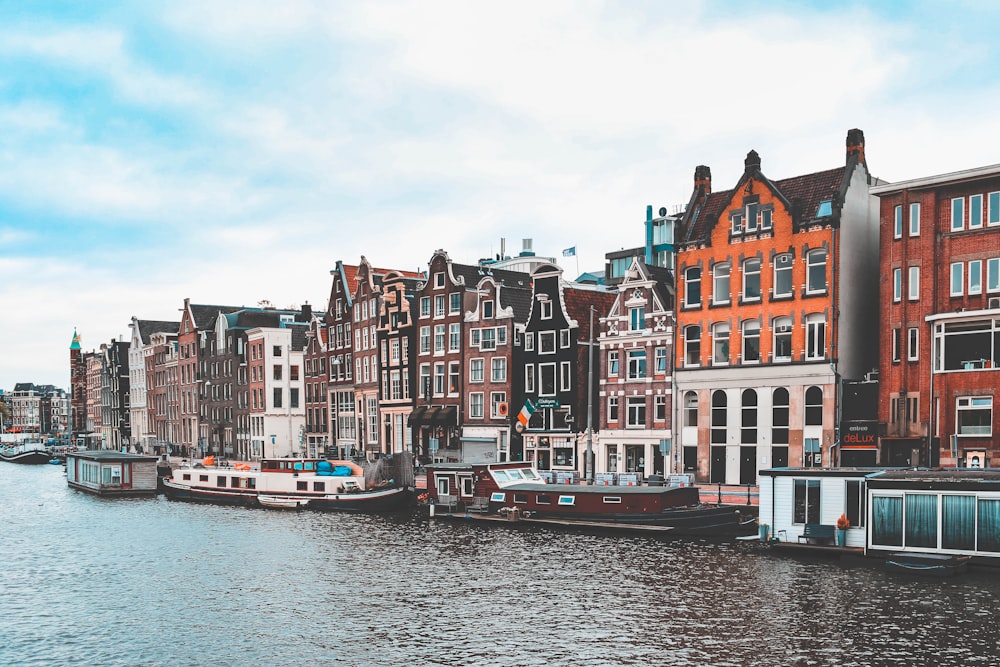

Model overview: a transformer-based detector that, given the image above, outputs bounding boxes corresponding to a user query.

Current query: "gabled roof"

[133,320,180,345]
[498,284,533,322]
[189,303,242,330]
[451,262,531,291]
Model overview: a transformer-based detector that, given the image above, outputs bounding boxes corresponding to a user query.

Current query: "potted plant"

[836,513,850,546]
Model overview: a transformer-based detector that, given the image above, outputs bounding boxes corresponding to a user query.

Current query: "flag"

[562,246,576,257]
[517,399,537,426]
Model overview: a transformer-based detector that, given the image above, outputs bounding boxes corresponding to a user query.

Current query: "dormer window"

[817,200,833,218]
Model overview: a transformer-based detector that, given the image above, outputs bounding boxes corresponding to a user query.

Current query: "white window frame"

[538,331,556,355]
[607,350,619,376]
[608,395,619,422]
[987,258,1000,293]
[989,191,1000,227]
[891,327,901,363]
[805,314,826,361]
[491,357,506,383]
[743,258,761,302]
[908,266,920,301]
[892,268,902,303]
[540,301,553,320]
[560,362,571,391]
[773,317,792,362]
[950,262,964,296]
[490,391,506,418]
[956,396,992,437]
[627,349,647,379]
[712,263,731,305]
[893,205,903,239]
[970,194,984,229]
[909,202,920,237]
[712,323,729,365]
[951,197,965,231]
[469,392,484,419]
[907,327,918,361]
[806,249,827,294]
[538,363,557,397]
[626,396,646,428]
[684,266,702,307]
[742,320,760,364]
[559,329,570,348]
[470,358,485,383]
[969,260,983,295]
[524,365,535,393]
[773,253,793,298]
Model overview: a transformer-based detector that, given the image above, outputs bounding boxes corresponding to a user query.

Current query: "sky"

[2,0,1000,391]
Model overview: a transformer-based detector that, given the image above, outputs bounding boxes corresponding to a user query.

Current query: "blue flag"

[562,246,576,257]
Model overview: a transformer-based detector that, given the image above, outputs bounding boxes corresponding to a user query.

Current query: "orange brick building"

[674,129,880,484]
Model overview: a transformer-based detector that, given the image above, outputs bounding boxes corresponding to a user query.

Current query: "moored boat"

[0,443,53,465]
[161,457,413,512]
[426,461,755,536]
[884,552,971,577]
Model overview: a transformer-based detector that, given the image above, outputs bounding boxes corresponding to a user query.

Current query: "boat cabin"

[66,451,160,496]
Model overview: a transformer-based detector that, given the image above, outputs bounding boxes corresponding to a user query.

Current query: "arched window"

[772,388,789,445]
[805,386,823,426]
[684,266,702,307]
[806,249,827,294]
[684,391,698,427]
[713,263,731,305]
[684,325,701,366]
[742,320,760,363]
[741,389,758,444]
[743,258,761,301]
[711,390,727,444]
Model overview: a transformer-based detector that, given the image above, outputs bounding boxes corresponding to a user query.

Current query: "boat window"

[537,494,552,505]
[314,482,325,492]
[216,477,226,487]
[490,492,506,502]
[231,477,241,487]
[461,478,474,496]
[558,496,575,506]
[294,462,303,471]
[513,493,528,504]
[248,478,256,489]
[297,481,308,491]
[493,471,509,482]
[508,470,524,480]
[199,475,209,482]
[182,473,191,481]
[304,462,316,471]
[523,470,540,481]
[603,496,622,504]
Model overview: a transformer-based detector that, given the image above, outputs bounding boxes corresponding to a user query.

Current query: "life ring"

[498,402,508,417]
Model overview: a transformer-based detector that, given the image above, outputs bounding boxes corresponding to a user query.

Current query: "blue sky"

[3,1,1000,391]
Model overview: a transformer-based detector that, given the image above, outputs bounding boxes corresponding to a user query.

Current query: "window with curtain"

[978,499,1000,552]
[904,494,938,549]
[871,495,903,547]
[942,495,976,551]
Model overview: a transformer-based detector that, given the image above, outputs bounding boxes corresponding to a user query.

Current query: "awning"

[407,405,458,426]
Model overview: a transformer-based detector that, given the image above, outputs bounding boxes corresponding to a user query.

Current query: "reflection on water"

[1,464,999,666]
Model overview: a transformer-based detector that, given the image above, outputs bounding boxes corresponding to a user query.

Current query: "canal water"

[2,464,999,667]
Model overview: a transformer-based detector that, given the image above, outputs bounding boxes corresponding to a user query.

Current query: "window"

[449,323,460,351]
[969,260,983,295]
[893,205,903,239]
[482,301,494,319]
[731,211,744,235]
[290,388,299,408]
[892,268,902,302]
[420,297,431,317]
[559,329,570,348]
[523,332,533,351]
[419,327,430,354]
[773,254,793,298]
[434,325,445,353]
[951,197,965,231]
[608,396,619,421]
[988,258,1000,293]
[524,365,535,393]
[713,323,730,365]
[990,191,1000,226]
[684,325,701,366]
[273,365,282,381]
[629,306,645,331]
[846,480,865,529]
[273,345,282,357]
[891,327,901,363]
[539,364,556,396]
[970,194,984,229]
[908,266,920,301]
[817,200,832,217]
[685,267,702,307]
[683,391,697,427]
[742,321,760,363]
[907,327,918,361]
[490,392,506,418]
[481,328,497,351]
[469,393,484,419]
[794,479,821,524]
[772,388,789,445]
[540,300,553,319]
[950,262,964,296]
[627,350,647,379]
[449,292,461,314]
[433,363,444,396]
[654,395,666,421]
[712,263,730,304]
[806,249,827,294]
[607,350,619,376]
[491,357,506,382]
[956,396,992,436]
[448,361,460,395]
[273,387,282,408]
[470,358,484,383]
[434,272,445,288]
[743,258,761,301]
[560,362,571,391]
[539,331,556,354]
[654,347,667,373]
[711,390,727,444]
[909,202,920,236]
[805,314,826,360]
[434,295,445,317]
[741,389,757,444]
[626,397,646,428]
[805,386,823,426]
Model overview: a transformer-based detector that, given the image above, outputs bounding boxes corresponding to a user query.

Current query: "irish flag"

[517,399,537,426]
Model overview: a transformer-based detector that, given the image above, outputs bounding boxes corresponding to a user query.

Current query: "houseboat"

[426,461,755,535]
[0,441,53,465]
[66,451,160,496]
[161,457,412,512]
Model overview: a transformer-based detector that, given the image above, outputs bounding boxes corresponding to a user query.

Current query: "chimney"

[301,303,312,320]
[846,128,865,164]
[694,165,711,194]
[744,150,761,175]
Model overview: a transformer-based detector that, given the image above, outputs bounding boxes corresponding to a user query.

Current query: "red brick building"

[872,164,1000,468]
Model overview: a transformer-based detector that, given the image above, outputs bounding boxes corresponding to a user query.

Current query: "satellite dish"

[658,207,668,217]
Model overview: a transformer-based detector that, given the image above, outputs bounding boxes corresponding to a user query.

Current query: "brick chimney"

[846,128,865,165]
[744,150,761,175]
[694,165,711,194]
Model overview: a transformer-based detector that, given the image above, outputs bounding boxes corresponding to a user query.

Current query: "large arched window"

[711,390,727,444]
[684,391,698,427]
[805,386,823,425]
[741,389,758,443]
[684,266,702,307]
